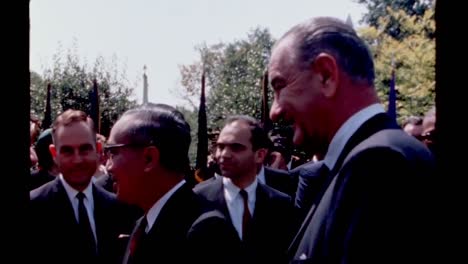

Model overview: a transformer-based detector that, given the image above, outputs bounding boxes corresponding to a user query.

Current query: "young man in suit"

[194,115,295,263]
[29,109,137,264]
[106,103,205,264]
[268,17,435,263]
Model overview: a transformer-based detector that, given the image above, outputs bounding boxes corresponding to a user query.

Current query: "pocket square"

[118,234,130,239]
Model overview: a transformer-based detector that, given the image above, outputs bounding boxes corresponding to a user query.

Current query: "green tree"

[356,0,434,40]
[30,71,46,119]
[30,44,137,136]
[177,27,275,129]
[176,106,199,166]
[358,7,435,122]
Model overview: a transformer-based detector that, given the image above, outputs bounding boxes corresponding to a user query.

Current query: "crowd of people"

[27,16,436,264]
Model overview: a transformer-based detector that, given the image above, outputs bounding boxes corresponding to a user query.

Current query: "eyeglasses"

[104,142,154,157]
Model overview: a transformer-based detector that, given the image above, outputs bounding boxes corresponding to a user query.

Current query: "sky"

[30,0,367,107]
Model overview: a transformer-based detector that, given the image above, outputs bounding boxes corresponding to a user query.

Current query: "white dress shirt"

[222,177,257,240]
[60,175,97,243]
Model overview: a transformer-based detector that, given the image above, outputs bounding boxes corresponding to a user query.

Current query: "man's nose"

[217,148,231,160]
[270,99,283,122]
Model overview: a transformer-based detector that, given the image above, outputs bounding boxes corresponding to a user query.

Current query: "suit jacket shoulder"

[293,126,435,263]
[187,210,242,264]
[94,173,115,193]
[124,183,203,263]
[29,178,139,264]
[264,166,298,197]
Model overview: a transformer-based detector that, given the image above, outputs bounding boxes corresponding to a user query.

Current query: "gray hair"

[278,16,375,85]
[121,103,191,174]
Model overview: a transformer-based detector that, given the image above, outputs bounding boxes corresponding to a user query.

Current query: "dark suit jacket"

[264,166,298,197]
[290,113,435,263]
[187,209,243,264]
[29,177,139,264]
[290,160,328,219]
[122,183,204,264]
[29,169,55,190]
[94,173,115,193]
[194,177,295,263]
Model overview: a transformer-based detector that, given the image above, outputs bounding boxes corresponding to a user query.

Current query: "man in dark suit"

[29,109,137,264]
[106,103,205,264]
[289,160,328,219]
[268,17,435,263]
[262,165,298,197]
[194,115,295,263]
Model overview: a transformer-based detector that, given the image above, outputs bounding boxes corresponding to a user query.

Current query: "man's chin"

[292,127,305,146]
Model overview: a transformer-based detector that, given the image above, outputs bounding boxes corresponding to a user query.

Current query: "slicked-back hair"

[51,109,96,144]
[121,103,191,174]
[277,16,375,85]
[223,115,271,151]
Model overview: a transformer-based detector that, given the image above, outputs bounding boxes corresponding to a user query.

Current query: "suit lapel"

[289,113,398,259]
[202,178,231,223]
[93,185,109,255]
[148,184,191,236]
[251,183,267,221]
[52,178,79,228]
[122,216,145,264]
[330,113,397,174]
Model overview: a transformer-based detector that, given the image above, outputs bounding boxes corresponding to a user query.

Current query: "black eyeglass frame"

[103,142,156,156]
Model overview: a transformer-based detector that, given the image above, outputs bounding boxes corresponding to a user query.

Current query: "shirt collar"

[222,176,258,204]
[145,179,186,233]
[257,166,266,184]
[59,174,94,204]
[324,103,385,170]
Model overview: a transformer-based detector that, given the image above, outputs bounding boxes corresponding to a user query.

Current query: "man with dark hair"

[268,16,434,263]
[29,109,137,264]
[106,103,205,263]
[194,115,295,263]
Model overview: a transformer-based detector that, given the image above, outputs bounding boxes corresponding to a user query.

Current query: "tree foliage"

[356,0,435,40]
[30,45,137,136]
[176,106,199,166]
[358,7,435,121]
[177,27,275,129]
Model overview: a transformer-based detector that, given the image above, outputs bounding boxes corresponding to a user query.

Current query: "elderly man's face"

[268,36,327,149]
[105,117,148,206]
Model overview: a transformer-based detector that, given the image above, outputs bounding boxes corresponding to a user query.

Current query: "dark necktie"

[76,192,97,257]
[239,189,252,239]
[128,216,147,263]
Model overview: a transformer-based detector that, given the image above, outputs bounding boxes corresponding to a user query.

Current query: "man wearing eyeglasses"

[106,103,211,264]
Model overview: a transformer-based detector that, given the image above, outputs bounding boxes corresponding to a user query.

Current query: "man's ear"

[255,148,269,164]
[311,53,339,98]
[49,144,57,158]
[143,146,160,172]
